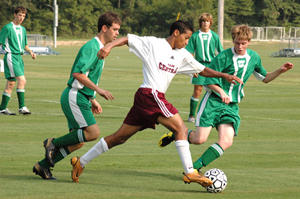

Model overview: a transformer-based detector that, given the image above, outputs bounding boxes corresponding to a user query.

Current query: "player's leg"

[157,114,212,187]
[188,85,203,122]
[16,75,31,114]
[0,80,16,115]
[193,124,234,170]
[71,123,142,182]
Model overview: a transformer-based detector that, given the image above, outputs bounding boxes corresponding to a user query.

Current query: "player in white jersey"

[0,6,36,115]
[158,25,293,172]
[70,20,242,187]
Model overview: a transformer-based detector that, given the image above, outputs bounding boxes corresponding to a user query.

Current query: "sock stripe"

[211,143,224,156]
[191,96,199,101]
[3,92,11,97]
[59,147,68,157]
[16,89,25,92]
[77,129,84,143]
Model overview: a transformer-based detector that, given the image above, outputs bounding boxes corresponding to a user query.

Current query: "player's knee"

[219,140,233,150]
[192,136,207,145]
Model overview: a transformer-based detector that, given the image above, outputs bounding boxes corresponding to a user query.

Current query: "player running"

[33,12,121,180]
[159,25,293,173]
[69,20,242,187]
[0,6,36,115]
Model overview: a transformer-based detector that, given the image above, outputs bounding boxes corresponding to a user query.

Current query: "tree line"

[0,0,299,39]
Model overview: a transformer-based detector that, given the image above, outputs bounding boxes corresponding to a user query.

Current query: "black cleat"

[43,138,56,167]
[158,132,175,147]
[33,162,56,180]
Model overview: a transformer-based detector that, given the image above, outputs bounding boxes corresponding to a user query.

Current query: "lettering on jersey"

[159,62,178,74]
[237,58,246,68]
[202,34,209,40]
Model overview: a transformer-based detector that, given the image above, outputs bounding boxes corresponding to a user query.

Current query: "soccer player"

[70,20,243,187]
[158,25,293,172]
[186,13,223,123]
[32,12,121,180]
[0,6,36,115]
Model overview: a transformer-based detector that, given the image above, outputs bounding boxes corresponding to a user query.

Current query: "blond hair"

[198,13,213,28]
[231,25,253,41]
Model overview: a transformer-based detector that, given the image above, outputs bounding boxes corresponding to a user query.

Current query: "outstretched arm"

[97,37,128,59]
[199,67,244,85]
[263,62,293,83]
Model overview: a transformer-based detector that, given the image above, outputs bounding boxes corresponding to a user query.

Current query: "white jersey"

[128,34,206,93]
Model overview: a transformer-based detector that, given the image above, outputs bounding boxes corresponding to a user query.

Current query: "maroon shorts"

[123,88,178,130]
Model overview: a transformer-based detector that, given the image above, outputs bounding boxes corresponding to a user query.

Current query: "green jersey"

[0,22,27,54]
[67,37,104,98]
[185,30,223,63]
[205,48,267,103]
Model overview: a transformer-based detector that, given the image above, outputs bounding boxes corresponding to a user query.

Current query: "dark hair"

[97,12,121,32]
[169,20,193,35]
[14,6,27,14]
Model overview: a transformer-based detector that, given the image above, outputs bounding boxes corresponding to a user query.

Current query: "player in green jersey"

[159,25,293,172]
[32,12,121,180]
[185,13,223,123]
[0,6,36,115]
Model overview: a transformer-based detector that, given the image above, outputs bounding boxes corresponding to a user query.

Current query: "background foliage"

[0,0,300,38]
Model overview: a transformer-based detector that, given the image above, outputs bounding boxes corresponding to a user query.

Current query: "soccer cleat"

[187,116,195,123]
[43,138,56,167]
[71,156,84,183]
[19,106,31,115]
[0,108,16,115]
[158,132,174,147]
[33,162,56,180]
[183,169,213,187]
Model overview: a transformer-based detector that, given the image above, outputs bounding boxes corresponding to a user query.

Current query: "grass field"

[0,42,300,199]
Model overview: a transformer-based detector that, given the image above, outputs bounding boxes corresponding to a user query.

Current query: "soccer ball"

[204,168,227,193]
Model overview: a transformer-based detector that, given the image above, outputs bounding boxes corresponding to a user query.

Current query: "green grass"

[0,42,300,199]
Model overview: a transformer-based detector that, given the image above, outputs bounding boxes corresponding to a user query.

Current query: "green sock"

[52,129,86,148]
[0,93,10,110]
[193,143,224,170]
[189,96,199,117]
[187,129,192,143]
[17,89,25,109]
[38,146,70,168]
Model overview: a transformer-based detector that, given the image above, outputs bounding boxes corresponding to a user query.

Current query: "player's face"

[14,12,26,25]
[233,39,249,55]
[201,20,211,32]
[174,29,192,49]
[106,23,120,42]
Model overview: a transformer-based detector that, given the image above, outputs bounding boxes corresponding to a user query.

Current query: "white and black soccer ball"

[204,168,227,193]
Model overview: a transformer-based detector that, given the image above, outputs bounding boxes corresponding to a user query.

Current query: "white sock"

[80,137,109,167]
[175,140,194,174]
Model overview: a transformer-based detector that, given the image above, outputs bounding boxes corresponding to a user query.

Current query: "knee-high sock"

[17,89,25,109]
[0,92,10,110]
[175,140,194,174]
[80,137,109,167]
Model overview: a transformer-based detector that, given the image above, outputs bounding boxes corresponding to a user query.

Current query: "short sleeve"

[253,55,267,81]
[0,26,8,45]
[73,45,98,73]
[185,34,195,54]
[128,34,151,62]
[177,49,205,75]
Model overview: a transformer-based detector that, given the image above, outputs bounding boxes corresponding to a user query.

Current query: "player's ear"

[101,25,108,33]
[173,29,180,37]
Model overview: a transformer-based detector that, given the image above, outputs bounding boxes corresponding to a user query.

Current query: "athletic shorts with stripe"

[195,91,240,135]
[4,53,24,81]
[123,88,178,131]
[60,87,96,130]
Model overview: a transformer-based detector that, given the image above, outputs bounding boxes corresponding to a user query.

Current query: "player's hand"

[97,46,112,59]
[280,62,293,73]
[97,88,114,100]
[224,74,243,85]
[193,73,199,78]
[31,52,36,60]
[219,91,230,104]
[91,99,102,114]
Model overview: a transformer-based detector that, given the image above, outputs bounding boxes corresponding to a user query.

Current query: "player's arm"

[200,67,243,85]
[97,37,128,59]
[90,98,102,114]
[207,84,230,104]
[72,72,114,100]
[263,62,293,83]
[25,45,36,59]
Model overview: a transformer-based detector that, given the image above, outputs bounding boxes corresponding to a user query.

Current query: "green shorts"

[60,87,96,130]
[191,62,210,85]
[195,91,240,135]
[4,53,24,81]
